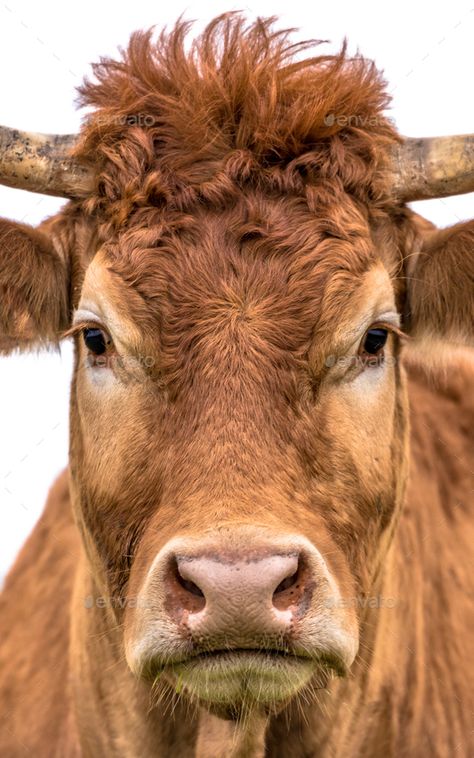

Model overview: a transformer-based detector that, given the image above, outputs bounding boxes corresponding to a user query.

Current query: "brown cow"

[0,15,473,758]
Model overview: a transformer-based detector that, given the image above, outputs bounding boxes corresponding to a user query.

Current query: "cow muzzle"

[125,528,359,713]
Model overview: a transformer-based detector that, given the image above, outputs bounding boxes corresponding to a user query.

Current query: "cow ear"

[0,217,70,354]
[405,219,474,346]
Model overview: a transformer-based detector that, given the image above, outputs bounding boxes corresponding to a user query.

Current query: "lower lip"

[168,650,317,705]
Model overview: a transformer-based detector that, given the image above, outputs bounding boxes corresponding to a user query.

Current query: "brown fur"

[0,218,70,352]
[0,14,473,757]
[407,220,474,344]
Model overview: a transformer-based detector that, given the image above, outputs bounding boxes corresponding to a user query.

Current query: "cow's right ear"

[404,218,474,348]
[0,217,70,354]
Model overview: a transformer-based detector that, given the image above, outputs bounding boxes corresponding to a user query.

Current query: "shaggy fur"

[0,14,473,757]
[73,15,398,236]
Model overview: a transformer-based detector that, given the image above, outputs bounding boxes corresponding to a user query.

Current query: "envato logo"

[84,595,150,610]
[324,354,398,369]
[83,353,156,370]
[95,113,157,128]
[84,594,397,612]
[323,113,395,128]
[79,352,156,384]
[324,595,397,609]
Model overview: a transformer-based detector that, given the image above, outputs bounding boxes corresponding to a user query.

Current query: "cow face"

[63,192,409,716]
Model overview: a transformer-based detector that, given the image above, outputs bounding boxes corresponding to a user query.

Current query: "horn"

[1,125,473,203]
[0,125,92,198]
[390,135,474,202]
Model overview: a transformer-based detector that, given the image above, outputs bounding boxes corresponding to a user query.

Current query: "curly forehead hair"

[73,13,399,227]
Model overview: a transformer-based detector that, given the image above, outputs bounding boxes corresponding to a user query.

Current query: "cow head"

[1,16,473,721]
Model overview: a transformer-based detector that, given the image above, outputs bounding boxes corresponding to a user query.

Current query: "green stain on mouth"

[175,674,184,694]
[170,653,317,706]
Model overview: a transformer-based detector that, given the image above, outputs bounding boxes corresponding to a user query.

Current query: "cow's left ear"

[405,219,474,346]
[0,217,70,354]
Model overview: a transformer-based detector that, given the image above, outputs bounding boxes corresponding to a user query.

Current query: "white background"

[0,0,472,581]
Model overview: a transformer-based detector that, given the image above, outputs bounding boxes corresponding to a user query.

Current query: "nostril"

[176,573,205,598]
[272,556,310,612]
[166,558,206,614]
[274,570,298,594]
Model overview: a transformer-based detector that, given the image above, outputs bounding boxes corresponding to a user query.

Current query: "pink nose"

[165,550,310,643]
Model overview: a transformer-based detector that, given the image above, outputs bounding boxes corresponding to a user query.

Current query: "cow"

[0,14,473,758]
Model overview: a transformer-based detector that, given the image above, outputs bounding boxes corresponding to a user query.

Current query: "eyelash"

[62,322,105,340]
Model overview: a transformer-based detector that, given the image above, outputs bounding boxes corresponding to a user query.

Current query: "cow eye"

[360,327,388,357]
[82,327,111,356]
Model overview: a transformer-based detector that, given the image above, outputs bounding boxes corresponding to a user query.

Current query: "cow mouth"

[148,646,345,712]
[142,645,346,678]
[189,647,297,661]
[178,646,346,673]
[184,647,339,669]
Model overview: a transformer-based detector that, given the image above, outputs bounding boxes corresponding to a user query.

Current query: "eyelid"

[366,321,408,342]
[61,320,111,341]
[341,317,405,354]
[374,310,400,325]
[73,308,105,327]
[364,310,400,331]
[61,309,106,340]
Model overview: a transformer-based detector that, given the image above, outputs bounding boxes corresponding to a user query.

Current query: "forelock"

[73,13,399,231]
